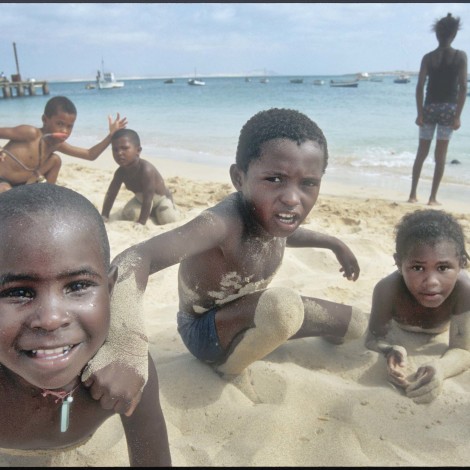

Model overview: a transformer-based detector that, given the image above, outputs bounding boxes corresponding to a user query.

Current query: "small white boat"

[96,61,124,89]
[85,83,96,90]
[330,79,359,88]
[313,79,325,86]
[260,77,269,84]
[188,78,205,86]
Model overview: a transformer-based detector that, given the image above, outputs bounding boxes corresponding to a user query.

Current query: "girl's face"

[398,240,461,308]
[231,138,324,238]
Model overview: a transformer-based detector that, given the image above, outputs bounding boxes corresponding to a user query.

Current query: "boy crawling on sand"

[102,128,180,226]
[0,95,127,192]
[366,209,470,404]
[0,183,171,467]
[111,108,367,378]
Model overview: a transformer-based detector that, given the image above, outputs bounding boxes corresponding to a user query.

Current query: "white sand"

[6,150,470,466]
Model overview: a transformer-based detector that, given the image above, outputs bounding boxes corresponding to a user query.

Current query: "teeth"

[31,345,72,356]
[278,213,295,222]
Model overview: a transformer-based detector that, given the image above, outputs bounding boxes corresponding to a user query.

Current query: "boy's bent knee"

[256,287,304,338]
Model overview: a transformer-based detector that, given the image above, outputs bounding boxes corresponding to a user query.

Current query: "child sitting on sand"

[111,108,367,378]
[0,95,127,192]
[365,209,470,404]
[102,128,180,226]
[0,183,171,467]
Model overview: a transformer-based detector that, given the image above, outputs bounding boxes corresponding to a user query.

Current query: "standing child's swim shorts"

[420,102,457,141]
[177,309,226,364]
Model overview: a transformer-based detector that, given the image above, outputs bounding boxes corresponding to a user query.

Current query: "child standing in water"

[0,184,171,467]
[0,95,127,192]
[102,129,180,226]
[112,108,367,378]
[408,13,467,206]
[366,209,470,404]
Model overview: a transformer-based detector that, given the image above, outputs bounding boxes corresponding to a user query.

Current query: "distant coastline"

[49,70,419,84]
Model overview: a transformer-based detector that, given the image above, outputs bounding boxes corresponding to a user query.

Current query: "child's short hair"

[112,128,141,147]
[395,209,469,267]
[235,108,328,173]
[0,183,110,268]
[44,96,77,117]
[433,13,461,40]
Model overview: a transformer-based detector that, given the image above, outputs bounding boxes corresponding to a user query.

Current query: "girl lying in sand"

[366,209,470,403]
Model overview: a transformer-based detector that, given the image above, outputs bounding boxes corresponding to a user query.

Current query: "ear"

[393,253,401,273]
[41,114,47,126]
[107,264,118,295]
[229,164,244,191]
[137,145,142,155]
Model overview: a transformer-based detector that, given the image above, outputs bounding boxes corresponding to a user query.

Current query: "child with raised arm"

[112,108,367,379]
[0,183,171,467]
[0,95,127,192]
[365,209,470,404]
[102,129,180,226]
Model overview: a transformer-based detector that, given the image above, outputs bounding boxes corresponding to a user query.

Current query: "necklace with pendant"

[41,384,80,432]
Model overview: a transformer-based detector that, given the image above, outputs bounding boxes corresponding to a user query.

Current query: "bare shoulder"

[454,271,470,311]
[374,271,401,295]
[3,124,40,143]
[140,158,160,174]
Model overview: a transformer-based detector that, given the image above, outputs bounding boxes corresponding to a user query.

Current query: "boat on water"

[329,79,359,88]
[85,83,96,90]
[96,61,124,89]
[313,79,325,86]
[260,77,269,84]
[290,78,303,84]
[164,78,175,84]
[394,74,410,84]
[188,78,205,86]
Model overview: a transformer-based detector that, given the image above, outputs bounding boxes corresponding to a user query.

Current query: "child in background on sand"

[408,13,467,206]
[0,95,127,192]
[0,183,171,467]
[365,209,470,404]
[111,108,367,380]
[102,129,180,226]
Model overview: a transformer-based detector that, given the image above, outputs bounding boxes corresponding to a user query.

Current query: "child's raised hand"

[108,113,128,135]
[334,243,360,281]
[405,363,443,404]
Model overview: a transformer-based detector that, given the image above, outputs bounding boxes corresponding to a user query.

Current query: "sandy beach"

[4,149,470,467]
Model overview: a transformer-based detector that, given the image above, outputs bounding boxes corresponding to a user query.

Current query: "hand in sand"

[108,113,128,135]
[83,363,144,416]
[405,363,443,404]
[386,345,409,388]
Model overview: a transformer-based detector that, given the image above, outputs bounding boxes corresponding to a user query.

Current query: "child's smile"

[0,215,113,390]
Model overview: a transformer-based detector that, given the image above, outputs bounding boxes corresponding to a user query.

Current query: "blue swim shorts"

[420,102,457,141]
[177,309,226,364]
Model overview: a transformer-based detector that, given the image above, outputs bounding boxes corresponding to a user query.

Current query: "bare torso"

[178,193,285,314]
[0,129,58,185]
[0,374,113,451]
[118,159,169,197]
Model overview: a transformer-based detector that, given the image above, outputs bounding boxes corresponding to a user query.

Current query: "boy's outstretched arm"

[121,354,172,467]
[57,113,127,161]
[82,259,149,416]
[286,227,360,280]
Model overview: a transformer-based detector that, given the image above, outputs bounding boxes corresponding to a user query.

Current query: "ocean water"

[1,75,469,197]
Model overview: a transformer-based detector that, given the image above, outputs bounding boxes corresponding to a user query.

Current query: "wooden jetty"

[0,42,50,98]
[1,79,49,98]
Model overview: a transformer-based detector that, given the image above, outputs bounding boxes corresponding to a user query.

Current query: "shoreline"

[68,150,470,216]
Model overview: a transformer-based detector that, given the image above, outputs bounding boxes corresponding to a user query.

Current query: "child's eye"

[437,265,450,272]
[411,265,424,272]
[0,287,35,299]
[266,176,282,183]
[302,179,319,188]
[66,280,95,294]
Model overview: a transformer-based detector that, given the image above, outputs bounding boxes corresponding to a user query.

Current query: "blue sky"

[0,2,469,81]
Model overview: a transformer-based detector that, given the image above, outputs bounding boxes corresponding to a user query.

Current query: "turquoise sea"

[1,74,469,198]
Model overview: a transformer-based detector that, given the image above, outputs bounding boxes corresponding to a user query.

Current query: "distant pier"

[1,79,49,99]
